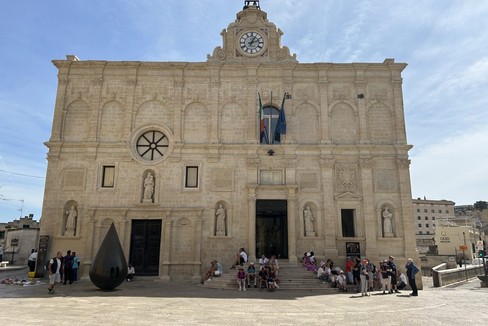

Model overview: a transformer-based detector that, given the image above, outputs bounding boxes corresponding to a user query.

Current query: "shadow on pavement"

[1,277,351,300]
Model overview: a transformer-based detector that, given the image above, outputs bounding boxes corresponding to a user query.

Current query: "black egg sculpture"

[89,223,128,290]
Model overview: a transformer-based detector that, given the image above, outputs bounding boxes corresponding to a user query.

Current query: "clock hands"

[249,36,259,47]
[245,35,260,48]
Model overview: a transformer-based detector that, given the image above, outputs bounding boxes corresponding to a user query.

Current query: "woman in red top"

[345,257,354,284]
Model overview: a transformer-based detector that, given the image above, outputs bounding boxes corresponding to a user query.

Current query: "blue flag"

[274,94,286,142]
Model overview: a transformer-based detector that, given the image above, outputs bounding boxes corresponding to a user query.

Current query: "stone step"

[202,262,339,291]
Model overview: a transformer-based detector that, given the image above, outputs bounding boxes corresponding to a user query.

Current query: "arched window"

[260,106,281,144]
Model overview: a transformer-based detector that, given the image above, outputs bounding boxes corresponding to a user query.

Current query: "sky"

[0,0,487,223]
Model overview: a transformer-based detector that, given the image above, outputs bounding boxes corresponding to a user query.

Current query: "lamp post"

[9,238,19,265]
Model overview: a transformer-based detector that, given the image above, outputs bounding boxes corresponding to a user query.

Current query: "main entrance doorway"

[129,220,162,276]
[256,200,288,259]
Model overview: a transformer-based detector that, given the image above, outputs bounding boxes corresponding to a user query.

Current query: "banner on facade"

[346,242,361,258]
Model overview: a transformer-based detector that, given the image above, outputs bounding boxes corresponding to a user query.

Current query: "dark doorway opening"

[129,220,162,276]
[256,200,288,259]
[341,209,356,237]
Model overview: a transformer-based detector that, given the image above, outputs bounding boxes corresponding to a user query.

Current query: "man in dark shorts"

[387,256,400,294]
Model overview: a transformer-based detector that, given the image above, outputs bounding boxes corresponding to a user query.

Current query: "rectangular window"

[425,216,428,220]
[417,208,420,213]
[341,209,355,237]
[185,166,199,188]
[418,223,422,227]
[417,216,421,220]
[101,165,115,188]
[419,231,423,235]
[438,209,442,213]
[426,231,430,235]
[426,224,429,228]
[431,209,435,213]
[424,209,427,213]
[445,209,449,213]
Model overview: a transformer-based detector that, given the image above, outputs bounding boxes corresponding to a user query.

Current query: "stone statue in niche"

[215,204,226,236]
[143,172,154,203]
[304,206,316,237]
[382,207,394,238]
[65,205,77,236]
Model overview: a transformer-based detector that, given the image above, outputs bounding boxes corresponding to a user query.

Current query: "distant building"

[412,198,455,243]
[434,217,482,261]
[1,214,40,265]
[455,204,487,227]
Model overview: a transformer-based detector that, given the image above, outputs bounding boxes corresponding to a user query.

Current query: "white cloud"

[410,123,488,204]
[1,1,488,222]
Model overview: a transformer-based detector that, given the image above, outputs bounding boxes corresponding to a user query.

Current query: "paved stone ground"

[1,274,487,325]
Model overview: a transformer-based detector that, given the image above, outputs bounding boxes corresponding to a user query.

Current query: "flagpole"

[274,93,287,144]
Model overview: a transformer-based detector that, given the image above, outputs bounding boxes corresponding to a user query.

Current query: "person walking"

[406,258,420,296]
[47,251,63,294]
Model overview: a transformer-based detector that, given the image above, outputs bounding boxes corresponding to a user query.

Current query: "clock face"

[239,31,265,55]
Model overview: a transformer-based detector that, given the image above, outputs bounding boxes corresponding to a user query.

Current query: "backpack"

[45,258,58,273]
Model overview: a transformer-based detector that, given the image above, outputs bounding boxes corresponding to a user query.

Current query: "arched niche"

[63,200,79,236]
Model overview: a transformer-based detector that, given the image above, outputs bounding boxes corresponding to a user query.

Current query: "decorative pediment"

[207,3,297,64]
[334,191,363,201]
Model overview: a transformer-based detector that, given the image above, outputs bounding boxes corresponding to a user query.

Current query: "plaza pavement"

[1,274,487,325]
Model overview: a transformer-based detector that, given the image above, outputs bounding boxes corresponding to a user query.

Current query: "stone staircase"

[202,261,340,292]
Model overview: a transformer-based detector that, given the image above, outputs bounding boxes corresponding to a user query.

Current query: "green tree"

[474,200,488,212]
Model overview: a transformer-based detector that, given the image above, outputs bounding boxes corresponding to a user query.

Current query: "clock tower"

[207,1,297,63]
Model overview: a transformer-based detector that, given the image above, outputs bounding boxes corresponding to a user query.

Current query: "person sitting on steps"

[230,248,247,269]
[258,266,268,291]
[126,263,135,281]
[247,262,257,288]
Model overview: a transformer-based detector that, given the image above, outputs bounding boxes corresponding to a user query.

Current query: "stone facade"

[39,4,418,281]
[1,215,40,265]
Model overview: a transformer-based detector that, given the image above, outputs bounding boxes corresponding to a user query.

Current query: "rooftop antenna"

[19,199,24,218]
[243,1,260,10]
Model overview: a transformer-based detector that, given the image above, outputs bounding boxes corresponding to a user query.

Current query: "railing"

[431,263,484,287]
